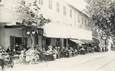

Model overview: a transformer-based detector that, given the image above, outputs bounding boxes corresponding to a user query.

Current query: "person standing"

[52,47,58,60]
[0,46,6,71]
[19,49,26,64]
[107,36,113,52]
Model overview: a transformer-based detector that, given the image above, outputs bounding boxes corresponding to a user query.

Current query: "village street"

[1,0,115,71]
[5,51,115,71]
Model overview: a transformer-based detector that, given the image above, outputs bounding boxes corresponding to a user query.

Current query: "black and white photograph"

[0,0,115,71]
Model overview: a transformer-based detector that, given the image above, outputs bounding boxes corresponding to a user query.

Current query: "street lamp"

[26,30,36,36]
[27,31,31,35]
[32,31,36,35]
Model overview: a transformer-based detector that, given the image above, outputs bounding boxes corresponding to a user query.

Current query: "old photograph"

[0,0,115,71]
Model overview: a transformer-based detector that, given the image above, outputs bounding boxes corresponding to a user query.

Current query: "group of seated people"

[18,45,58,64]
[18,45,72,63]
[19,47,39,64]
[0,46,14,69]
[18,45,94,64]
[0,44,98,64]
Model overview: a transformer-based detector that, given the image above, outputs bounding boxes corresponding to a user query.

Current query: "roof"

[64,0,87,11]
[64,0,89,17]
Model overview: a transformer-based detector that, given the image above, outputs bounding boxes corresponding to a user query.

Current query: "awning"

[43,23,92,40]
[70,39,84,44]
[71,28,92,40]
[43,23,72,38]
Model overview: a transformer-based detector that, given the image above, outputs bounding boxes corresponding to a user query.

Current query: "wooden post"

[61,38,64,47]
[66,39,69,48]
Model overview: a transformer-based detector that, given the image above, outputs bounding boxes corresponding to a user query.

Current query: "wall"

[0,0,21,24]
[74,9,91,31]
[38,0,92,40]
[0,0,91,31]
[40,0,74,27]
[0,27,5,48]
[0,0,92,46]
[0,28,23,49]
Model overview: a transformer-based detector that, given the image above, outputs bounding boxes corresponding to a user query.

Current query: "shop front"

[23,26,44,50]
[0,24,44,55]
[0,25,23,50]
[10,36,27,54]
[43,23,71,49]
[0,25,29,55]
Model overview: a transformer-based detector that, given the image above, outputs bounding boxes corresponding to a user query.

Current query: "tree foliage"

[87,0,115,35]
[17,0,50,27]
[16,0,51,48]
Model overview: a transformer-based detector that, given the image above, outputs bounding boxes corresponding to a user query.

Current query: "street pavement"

[4,51,115,71]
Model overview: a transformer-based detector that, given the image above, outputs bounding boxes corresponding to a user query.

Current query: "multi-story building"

[0,0,92,53]
[39,0,92,48]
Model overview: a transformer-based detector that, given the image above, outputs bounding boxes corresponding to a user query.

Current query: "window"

[78,15,80,23]
[87,20,89,26]
[70,9,72,18]
[85,19,87,25]
[56,2,60,13]
[49,0,52,9]
[63,6,66,16]
[82,18,84,24]
[38,0,43,5]
[41,0,43,5]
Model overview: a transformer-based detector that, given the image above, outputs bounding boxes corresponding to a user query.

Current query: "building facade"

[0,0,92,53]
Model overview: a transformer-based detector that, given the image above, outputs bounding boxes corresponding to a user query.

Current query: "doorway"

[10,36,27,54]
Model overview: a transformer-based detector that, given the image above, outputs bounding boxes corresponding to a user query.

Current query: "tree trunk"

[30,34,35,48]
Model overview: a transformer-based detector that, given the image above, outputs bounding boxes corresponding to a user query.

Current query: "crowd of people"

[0,46,14,70]
[0,43,108,65]
[16,44,99,64]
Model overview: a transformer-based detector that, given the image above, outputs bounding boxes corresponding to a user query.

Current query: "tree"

[87,0,114,35]
[86,0,115,51]
[16,0,50,48]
